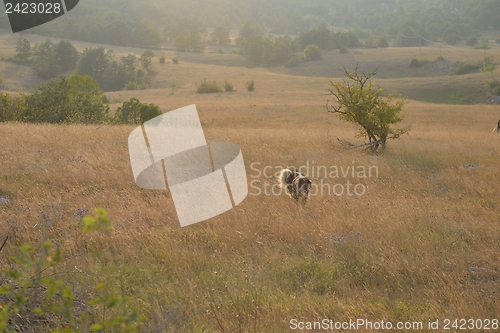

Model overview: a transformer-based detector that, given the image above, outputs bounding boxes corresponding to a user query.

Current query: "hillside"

[0,30,498,105]
[0,26,500,331]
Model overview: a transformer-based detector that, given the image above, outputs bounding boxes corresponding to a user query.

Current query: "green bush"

[140,103,162,123]
[123,80,149,91]
[409,58,430,68]
[221,79,234,92]
[436,55,446,61]
[409,58,420,68]
[196,78,222,93]
[466,36,478,46]
[481,64,496,73]
[496,38,500,44]
[113,97,161,124]
[389,91,403,98]
[485,80,500,95]
[172,57,179,64]
[475,39,490,49]
[451,62,481,75]
[159,56,166,64]
[304,44,322,61]
[339,46,349,53]
[136,68,145,77]
[246,80,255,92]
[378,37,389,48]
[14,37,31,62]
[364,35,378,48]
[284,55,301,68]
[16,74,110,124]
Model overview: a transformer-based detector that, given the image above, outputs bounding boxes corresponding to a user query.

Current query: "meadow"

[0,30,499,331]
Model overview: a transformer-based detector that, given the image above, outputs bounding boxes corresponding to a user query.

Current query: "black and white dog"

[278,168,312,203]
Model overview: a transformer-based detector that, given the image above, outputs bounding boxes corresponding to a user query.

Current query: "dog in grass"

[278,168,312,203]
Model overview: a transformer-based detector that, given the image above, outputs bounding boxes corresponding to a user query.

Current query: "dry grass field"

[0,31,500,332]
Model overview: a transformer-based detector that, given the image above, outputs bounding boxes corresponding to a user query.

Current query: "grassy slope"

[0,32,500,331]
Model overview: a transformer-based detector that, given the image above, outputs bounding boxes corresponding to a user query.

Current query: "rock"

[465,164,482,169]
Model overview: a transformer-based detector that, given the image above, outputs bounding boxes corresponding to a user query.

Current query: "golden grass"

[0,30,500,331]
[1,96,499,331]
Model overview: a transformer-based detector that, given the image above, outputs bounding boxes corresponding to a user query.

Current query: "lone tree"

[327,67,408,150]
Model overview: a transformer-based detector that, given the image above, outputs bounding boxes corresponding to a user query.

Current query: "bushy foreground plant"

[0,209,146,332]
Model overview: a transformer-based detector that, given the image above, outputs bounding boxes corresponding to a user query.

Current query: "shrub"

[140,103,162,123]
[475,39,490,49]
[410,58,430,68]
[451,62,481,75]
[246,80,255,92]
[339,46,349,53]
[136,68,145,77]
[466,36,478,46]
[221,79,234,92]
[436,55,445,61]
[481,64,496,73]
[378,37,389,48]
[196,78,222,93]
[123,80,149,90]
[409,58,420,68]
[389,90,403,98]
[496,38,500,44]
[114,97,161,124]
[0,208,146,332]
[304,44,322,61]
[485,80,500,95]
[284,55,300,68]
[24,74,109,124]
[159,56,166,64]
[172,57,179,64]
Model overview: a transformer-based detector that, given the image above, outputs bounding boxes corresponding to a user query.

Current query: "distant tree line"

[14,38,156,92]
[0,0,496,50]
[233,21,360,66]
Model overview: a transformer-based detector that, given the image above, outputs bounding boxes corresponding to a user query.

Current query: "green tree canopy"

[236,20,264,46]
[33,39,61,79]
[210,26,231,45]
[327,67,407,150]
[55,40,79,72]
[132,18,162,48]
[15,37,31,62]
[77,47,113,86]
[304,44,322,60]
[23,73,109,123]
[174,30,205,52]
[139,50,155,71]
[113,97,161,125]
